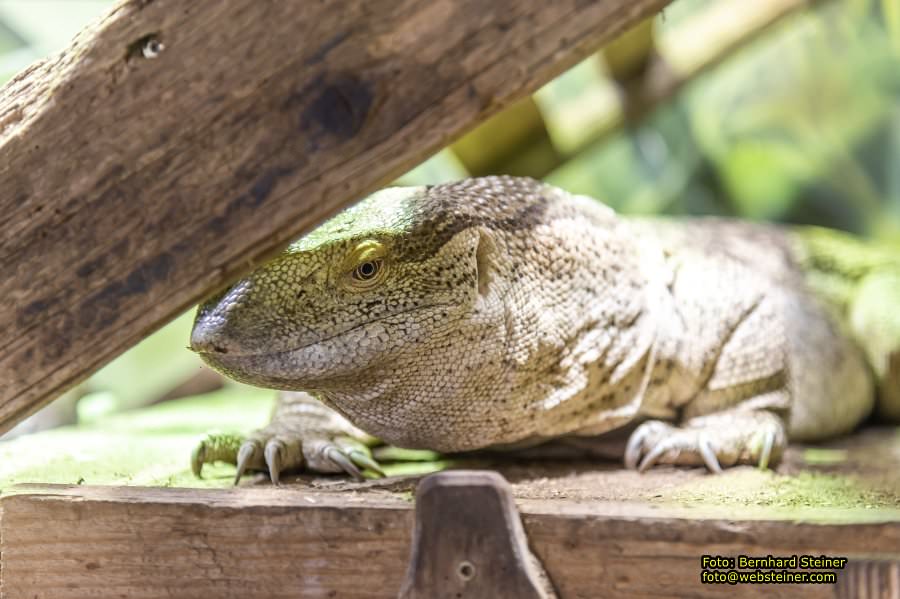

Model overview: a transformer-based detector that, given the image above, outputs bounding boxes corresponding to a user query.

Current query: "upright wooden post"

[399,471,557,599]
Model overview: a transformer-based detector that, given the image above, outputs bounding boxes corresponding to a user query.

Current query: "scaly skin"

[190,177,900,482]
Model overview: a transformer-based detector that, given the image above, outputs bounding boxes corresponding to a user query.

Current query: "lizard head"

[189,176,632,450]
[190,179,530,394]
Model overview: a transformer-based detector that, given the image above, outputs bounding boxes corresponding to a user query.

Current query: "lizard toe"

[626,411,787,473]
[235,440,264,485]
[303,438,384,481]
[624,420,676,470]
[193,426,379,484]
[264,440,284,485]
[757,429,775,470]
[347,449,386,477]
[698,435,724,473]
[746,422,785,471]
[263,437,305,485]
[325,447,364,481]
[635,430,727,473]
[191,432,244,479]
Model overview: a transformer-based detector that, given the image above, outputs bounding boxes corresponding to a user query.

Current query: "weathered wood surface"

[2,482,899,598]
[399,471,555,599]
[0,0,672,434]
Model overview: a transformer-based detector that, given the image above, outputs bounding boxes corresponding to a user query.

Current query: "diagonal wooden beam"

[0,0,672,433]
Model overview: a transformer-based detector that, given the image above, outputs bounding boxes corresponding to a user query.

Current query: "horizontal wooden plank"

[2,482,898,598]
[0,0,672,434]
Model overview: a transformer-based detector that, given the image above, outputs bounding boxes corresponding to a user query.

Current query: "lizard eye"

[344,240,388,290]
[352,260,382,281]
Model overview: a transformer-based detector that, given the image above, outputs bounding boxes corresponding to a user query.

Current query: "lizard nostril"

[190,339,230,355]
[190,318,233,355]
[190,336,230,355]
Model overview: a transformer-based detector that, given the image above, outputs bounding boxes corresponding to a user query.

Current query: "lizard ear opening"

[475,228,497,298]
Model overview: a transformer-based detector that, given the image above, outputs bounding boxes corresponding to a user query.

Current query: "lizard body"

[190,177,900,481]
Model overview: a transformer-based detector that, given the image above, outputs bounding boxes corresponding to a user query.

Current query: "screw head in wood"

[457,560,476,582]
[142,37,165,59]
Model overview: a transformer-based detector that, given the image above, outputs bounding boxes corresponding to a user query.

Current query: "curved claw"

[265,440,284,485]
[235,442,259,486]
[326,447,364,481]
[698,436,723,474]
[349,450,385,477]
[637,442,668,473]
[624,427,652,470]
[757,430,775,470]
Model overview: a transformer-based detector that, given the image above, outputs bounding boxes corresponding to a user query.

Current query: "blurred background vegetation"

[1,0,899,483]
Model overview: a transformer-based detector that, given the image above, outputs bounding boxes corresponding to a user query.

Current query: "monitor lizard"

[189,176,900,483]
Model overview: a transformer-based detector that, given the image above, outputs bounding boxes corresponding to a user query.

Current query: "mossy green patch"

[802,448,849,465]
[0,385,454,492]
[659,467,900,516]
[0,386,276,491]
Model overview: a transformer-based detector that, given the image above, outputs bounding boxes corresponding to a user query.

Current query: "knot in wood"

[299,73,372,145]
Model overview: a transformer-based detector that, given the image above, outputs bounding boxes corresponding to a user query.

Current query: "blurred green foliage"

[0,387,275,488]
[82,311,204,416]
[547,0,900,241]
[2,0,898,437]
[0,2,111,79]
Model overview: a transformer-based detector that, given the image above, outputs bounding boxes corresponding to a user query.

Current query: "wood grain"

[2,483,898,598]
[399,471,555,599]
[0,0,672,433]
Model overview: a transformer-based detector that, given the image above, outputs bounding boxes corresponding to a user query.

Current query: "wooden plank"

[2,483,899,598]
[0,0,672,434]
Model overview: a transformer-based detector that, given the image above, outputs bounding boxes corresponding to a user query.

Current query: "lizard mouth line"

[200,302,455,359]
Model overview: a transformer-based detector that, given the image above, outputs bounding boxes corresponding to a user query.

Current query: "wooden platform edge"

[2,483,898,598]
[0,0,672,434]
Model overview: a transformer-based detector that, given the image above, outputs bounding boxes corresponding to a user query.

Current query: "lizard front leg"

[192,391,382,484]
[624,409,787,473]
[623,272,794,474]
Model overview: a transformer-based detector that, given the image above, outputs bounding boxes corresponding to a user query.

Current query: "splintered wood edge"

[2,484,898,598]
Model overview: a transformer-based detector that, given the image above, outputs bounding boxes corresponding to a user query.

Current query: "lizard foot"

[192,431,384,485]
[193,391,384,484]
[624,411,786,473]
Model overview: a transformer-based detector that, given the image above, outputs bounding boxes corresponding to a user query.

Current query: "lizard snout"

[190,315,231,355]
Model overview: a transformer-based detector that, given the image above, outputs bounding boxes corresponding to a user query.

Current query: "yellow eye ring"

[343,240,388,290]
